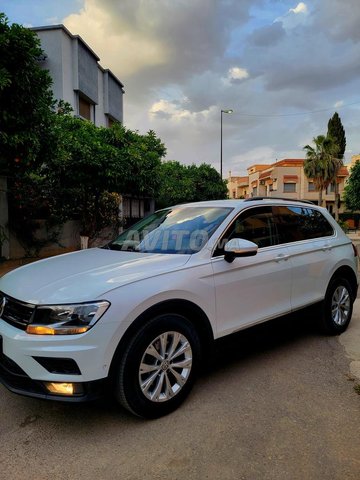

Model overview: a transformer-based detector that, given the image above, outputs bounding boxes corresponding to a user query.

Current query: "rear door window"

[273,206,334,243]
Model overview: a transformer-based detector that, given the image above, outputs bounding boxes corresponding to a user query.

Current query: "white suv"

[0,198,358,418]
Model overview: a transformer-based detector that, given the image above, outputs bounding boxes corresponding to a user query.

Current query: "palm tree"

[303,135,342,214]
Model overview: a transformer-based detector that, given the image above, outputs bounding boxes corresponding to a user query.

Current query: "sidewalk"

[348,231,360,249]
[340,298,360,381]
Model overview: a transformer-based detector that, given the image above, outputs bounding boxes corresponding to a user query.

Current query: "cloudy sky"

[1,0,360,175]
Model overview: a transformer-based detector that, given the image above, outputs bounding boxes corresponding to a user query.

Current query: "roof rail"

[244,196,315,205]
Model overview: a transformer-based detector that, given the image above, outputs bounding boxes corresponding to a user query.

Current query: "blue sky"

[0,0,83,26]
[1,0,360,174]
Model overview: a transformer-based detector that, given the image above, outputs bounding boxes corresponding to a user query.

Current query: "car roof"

[171,198,318,210]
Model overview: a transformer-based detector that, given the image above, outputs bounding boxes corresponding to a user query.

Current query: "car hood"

[0,248,191,304]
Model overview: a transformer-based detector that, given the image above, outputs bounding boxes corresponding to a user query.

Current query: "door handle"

[275,254,290,262]
[322,243,332,251]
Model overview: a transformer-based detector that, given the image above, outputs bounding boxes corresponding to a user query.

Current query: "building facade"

[227,173,250,199]
[349,154,360,170]
[32,25,124,127]
[228,159,349,214]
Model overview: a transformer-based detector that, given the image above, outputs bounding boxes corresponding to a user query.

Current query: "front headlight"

[26,301,110,335]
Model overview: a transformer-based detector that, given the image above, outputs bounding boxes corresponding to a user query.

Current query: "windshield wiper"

[103,243,137,252]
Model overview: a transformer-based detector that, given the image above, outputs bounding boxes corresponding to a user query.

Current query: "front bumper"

[0,348,106,401]
[0,310,121,401]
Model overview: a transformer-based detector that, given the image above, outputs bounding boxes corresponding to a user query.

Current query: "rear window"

[274,206,334,243]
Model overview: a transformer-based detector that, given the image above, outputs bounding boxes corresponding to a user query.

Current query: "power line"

[233,100,360,118]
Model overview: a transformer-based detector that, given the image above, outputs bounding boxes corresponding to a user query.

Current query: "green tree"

[303,135,341,211]
[189,163,229,201]
[7,106,167,250]
[327,112,346,220]
[327,112,346,159]
[103,125,165,198]
[0,13,59,254]
[36,114,166,240]
[156,161,228,208]
[0,13,54,173]
[344,161,360,211]
[155,161,195,208]
[47,117,123,238]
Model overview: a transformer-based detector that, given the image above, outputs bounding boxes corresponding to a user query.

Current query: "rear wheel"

[320,277,354,335]
[114,314,201,418]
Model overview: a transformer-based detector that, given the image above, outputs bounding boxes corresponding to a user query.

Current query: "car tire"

[319,276,354,335]
[114,313,201,418]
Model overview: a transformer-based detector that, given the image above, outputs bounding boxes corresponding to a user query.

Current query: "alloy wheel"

[139,331,193,402]
[331,285,351,326]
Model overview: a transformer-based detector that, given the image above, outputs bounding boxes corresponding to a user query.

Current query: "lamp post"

[220,109,233,179]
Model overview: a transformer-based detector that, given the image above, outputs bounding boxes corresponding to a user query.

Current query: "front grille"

[0,292,35,330]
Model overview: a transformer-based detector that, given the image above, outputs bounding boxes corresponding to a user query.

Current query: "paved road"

[1,305,360,480]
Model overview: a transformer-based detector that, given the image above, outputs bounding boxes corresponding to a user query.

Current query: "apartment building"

[349,154,360,170]
[227,174,250,199]
[32,25,124,127]
[228,159,349,214]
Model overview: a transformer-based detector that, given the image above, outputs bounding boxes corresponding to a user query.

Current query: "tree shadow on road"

[210,308,321,372]
[0,307,326,424]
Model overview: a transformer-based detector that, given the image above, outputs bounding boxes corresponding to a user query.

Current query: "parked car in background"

[0,198,358,418]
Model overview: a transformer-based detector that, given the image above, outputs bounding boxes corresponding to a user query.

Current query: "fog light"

[44,382,83,396]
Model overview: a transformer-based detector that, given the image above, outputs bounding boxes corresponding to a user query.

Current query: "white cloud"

[275,2,309,29]
[290,2,308,14]
[58,0,360,174]
[222,66,249,86]
[228,67,249,80]
[334,100,344,108]
[64,0,169,77]
[149,99,216,124]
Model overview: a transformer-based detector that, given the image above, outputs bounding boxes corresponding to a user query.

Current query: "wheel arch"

[109,299,215,378]
[329,266,358,301]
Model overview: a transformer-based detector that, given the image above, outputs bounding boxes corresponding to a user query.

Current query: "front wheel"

[114,314,201,418]
[320,277,354,335]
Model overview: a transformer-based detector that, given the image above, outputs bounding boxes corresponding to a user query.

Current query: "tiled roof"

[247,164,271,172]
[273,159,304,167]
[337,166,349,176]
[259,171,272,180]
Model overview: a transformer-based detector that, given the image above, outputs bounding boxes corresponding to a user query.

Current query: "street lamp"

[220,109,233,179]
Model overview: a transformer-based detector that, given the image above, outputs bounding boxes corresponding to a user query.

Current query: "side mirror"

[224,238,258,263]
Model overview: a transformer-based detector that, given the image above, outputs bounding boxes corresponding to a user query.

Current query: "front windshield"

[108,206,232,254]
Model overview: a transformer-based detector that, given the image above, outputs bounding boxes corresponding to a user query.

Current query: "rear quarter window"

[274,206,334,243]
